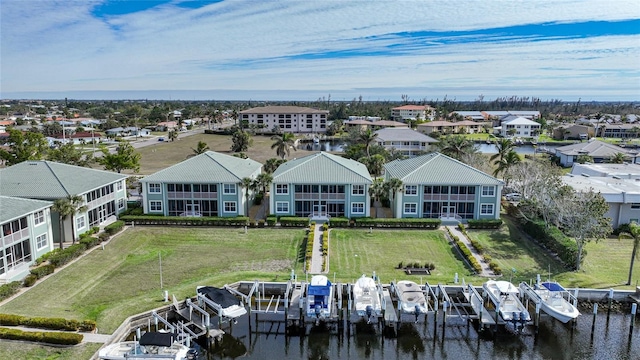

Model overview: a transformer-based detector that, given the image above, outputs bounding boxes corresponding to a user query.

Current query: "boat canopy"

[139,332,174,347]
[197,286,241,308]
[541,282,566,292]
[308,281,332,296]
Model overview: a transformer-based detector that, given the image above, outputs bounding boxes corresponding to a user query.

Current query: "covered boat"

[197,286,247,319]
[98,332,190,360]
[306,275,333,320]
[395,280,429,317]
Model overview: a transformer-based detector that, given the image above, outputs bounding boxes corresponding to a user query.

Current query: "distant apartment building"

[391,105,435,122]
[240,106,329,133]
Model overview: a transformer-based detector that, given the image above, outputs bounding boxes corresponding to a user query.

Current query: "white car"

[504,193,521,201]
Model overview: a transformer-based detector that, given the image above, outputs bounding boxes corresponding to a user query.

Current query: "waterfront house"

[374,128,438,157]
[0,161,128,244]
[270,152,373,219]
[140,151,262,217]
[500,117,541,138]
[391,105,435,122]
[554,140,640,167]
[0,196,54,283]
[383,153,503,221]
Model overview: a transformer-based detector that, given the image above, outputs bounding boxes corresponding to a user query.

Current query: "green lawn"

[329,229,482,284]
[0,341,101,360]
[465,219,640,289]
[0,227,304,333]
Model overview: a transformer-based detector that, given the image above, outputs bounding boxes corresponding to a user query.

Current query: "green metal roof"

[272,152,372,184]
[140,151,262,183]
[0,196,52,224]
[384,152,503,185]
[0,161,128,199]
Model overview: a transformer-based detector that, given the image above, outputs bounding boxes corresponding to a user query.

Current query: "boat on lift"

[395,280,429,320]
[521,281,580,323]
[483,280,531,327]
[352,275,383,323]
[98,331,192,360]
[306,275,333,320]
[196,286,247,320]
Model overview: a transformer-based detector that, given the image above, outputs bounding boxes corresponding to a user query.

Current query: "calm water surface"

[200,310,638,360]
[298,141,561,155]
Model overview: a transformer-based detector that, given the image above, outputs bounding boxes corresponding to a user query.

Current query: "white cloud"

[1,0,639,100]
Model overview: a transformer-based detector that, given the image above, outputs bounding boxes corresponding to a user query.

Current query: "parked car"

[158,137,165,141]
[504,193,521,201]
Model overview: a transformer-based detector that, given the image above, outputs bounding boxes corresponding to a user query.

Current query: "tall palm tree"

[493,150,521,184]
[368,178,386,218]
[264,158,286,174]
[436,135,477,161]
[359,154,386,177]
[618,222,640,285]
[240,177,255,217]
[490,138,515,165]
[254,173,273,196]
[191,141,210,156]
[357,128,378,158]
[384,178,403,217]
[271,132,296,159]
[52,195,88,248]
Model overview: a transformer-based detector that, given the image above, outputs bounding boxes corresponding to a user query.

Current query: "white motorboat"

[352,275,383,322]
[98,332,192,360]
[533,281,580,323]
[395,280,428,317]
[483,280,531,325]
[197,286,247,319]
[313,137,320,144]
[306,275,333,320]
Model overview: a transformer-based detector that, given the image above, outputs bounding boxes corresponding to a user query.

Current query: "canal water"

[298,141,561,155]
[196,309,638,359]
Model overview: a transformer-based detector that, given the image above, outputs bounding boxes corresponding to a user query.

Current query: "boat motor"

[366,305,373,324]
[186,348,199,360]
[415,305,422,323]
[314,304,322,318]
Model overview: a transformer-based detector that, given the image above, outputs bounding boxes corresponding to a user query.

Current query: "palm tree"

[264,158,285,174]
[52,195,88,248]
[168,129,178,142]
[610,152,626,164]
[493,150,521,181]
[384,178,403,217]
[618,222,640,285]
[254,173,273,195]
[271,132,296,159]
[436,135,477,161]
[357,128,378,158]
[490,138,515,165]
[368,178,386,218]
[240,177,254,217]
[359,154,386,177]
[191,141,210,156]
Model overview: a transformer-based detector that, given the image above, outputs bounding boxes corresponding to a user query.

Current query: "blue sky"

[1,0,639,101]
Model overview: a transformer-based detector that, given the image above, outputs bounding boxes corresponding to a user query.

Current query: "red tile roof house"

[49,131,103,146]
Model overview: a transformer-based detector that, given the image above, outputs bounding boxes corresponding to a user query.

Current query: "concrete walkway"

[446,226,495,277]
[308,223,327,274]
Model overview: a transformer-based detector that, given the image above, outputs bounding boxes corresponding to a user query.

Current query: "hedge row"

[104,220,125,235]
[447,230,482,273]
[0,314,96,332]
[353,218,441,229]
[521,219,580,269]
[279,217,310,227]
[119,215,250,227]
[466,219,503,229]
[0,282,22,302]
[0,327,83,345]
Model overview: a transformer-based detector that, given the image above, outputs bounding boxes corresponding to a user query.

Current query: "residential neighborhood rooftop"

[272,152,372,184]
[0,195,51,223]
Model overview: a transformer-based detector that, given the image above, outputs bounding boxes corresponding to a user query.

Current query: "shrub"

[254,193,264,205]
[466,219,503,229]
[353,218,441,229]
[279,217,309,227]
[257,219,265,228]
[0,314,95,332]
[0,327,83,345]
[397,261,403,269]
[521,220,580,269]
[79,320,97,332]
[470,239,484,254]
[329,217,349,228]
[0,282,22,302]
[0,314,26,326]
[48,244,85,268]
[104,220,125,235]
[30,264,55,279]
[266,216,277,226]
[23,274,37,287]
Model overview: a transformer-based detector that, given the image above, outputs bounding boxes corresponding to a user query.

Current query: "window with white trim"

[34,210,45,226]
[223,184,236,195]
[76,216,85,230]
[118,198,125,209]
[481,204,494,215]
[352,185,365,195]
[117,181,123,191]
[224,201,237,213]
[36,234,48,250]
[404,203,417,214]
[276,184,288,195]
[149,201,162,212]
[405,185,417,196]
[149,183,161,193]
[352,202,364,214]
[276,202,289,213]
[481,186,495,196]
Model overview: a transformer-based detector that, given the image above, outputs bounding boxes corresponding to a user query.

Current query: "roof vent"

[581,173,590,177]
